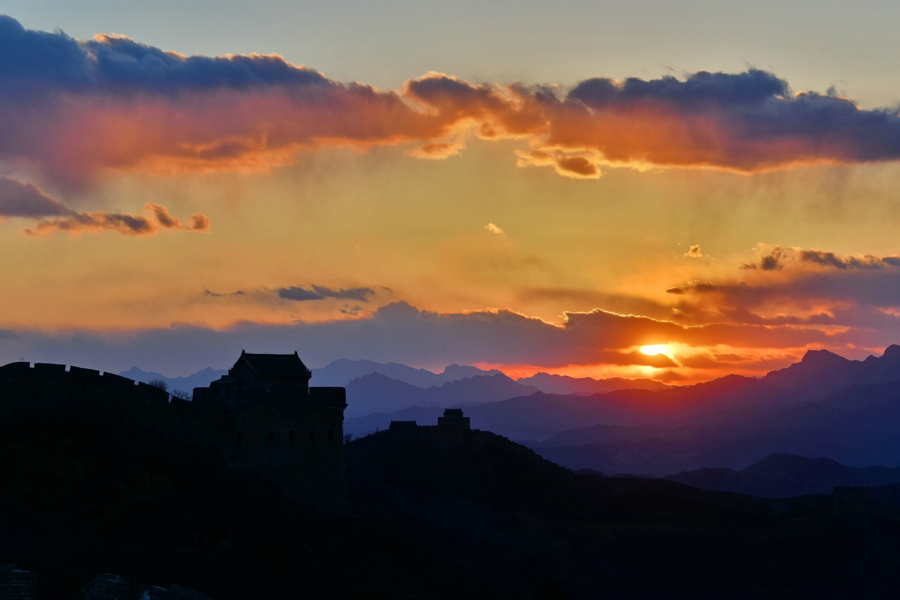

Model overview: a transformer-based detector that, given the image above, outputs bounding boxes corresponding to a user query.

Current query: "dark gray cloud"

[567,69,788,109]
[0,177,71,217]
[799,250,894,270]
[23,201,211,237]
[411,68,900,173]
[0,15,329,97]
[277,285,375,302]
[0,176,209,237]
[203,289,246,298]
[741,246,900,272]
[664,245,900,333]
[555,156,598,177]
[25,211,157,236]
[0,16,448,186]
[666,281,726,295]
[0,16,89,91]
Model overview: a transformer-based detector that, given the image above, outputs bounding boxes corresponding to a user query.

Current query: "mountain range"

[344,346,900,476]
[118,366,226,394]
[530,347,900,475]
[122,346,900,478]
[343,372,539,418]
[121,360,669,419]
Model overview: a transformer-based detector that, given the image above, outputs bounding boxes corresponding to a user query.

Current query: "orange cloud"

[4,16,900,187]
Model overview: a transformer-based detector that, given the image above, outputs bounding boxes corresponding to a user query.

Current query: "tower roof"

[234,351,312,379]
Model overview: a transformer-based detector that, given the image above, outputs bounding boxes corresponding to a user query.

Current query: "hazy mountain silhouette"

[99,345,900,479]
[517,372,670,395]
[343,372,538,418]
[345,375,761,440]
[763,345,900,399]
[664,453,900,498]
[119,366,226,393]
[545,422,687,445]
[311,359,503,388]
[314,359,671,398]
[530,346,900,475]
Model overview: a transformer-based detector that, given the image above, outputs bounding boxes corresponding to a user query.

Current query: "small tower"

[436,408,471,442]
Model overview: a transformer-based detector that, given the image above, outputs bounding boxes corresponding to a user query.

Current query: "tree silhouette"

[148,379,169,392]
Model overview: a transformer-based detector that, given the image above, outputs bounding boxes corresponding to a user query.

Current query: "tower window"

[308,430,315,441]
[237,431,242,449]
[288,430,295,442]
[267,430,275,442]
[327,430,334,442]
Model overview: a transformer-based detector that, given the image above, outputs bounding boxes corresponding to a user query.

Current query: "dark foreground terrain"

[2,377,900,599]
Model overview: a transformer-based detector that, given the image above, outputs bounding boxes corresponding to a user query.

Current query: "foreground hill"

[4,374,900,598]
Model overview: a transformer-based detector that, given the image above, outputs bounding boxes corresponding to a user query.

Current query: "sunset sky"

[3,2,900,380]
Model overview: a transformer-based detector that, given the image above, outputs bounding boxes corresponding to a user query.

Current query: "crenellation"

[0,362,36,381]
[32,363,67,377]
[0,361,171,405]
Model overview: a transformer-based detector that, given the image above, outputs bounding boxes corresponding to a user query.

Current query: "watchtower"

[193,351,348,512]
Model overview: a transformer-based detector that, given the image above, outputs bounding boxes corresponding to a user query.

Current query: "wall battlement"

[0,361,172,405]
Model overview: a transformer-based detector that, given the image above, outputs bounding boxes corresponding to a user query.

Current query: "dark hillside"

[2,377,900,598]
[664,454,900,498]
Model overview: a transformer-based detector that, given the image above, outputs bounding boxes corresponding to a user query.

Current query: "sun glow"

[640,344,673,358]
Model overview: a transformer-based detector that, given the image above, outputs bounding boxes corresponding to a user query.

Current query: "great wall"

[0,362,175,405]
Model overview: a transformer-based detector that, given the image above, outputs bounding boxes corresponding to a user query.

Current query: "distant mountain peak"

[882,344,900,360]
[441,363,503,379]
[799,348,849,366]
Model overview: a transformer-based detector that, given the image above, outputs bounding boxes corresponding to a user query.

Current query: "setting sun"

[640,344,673,357]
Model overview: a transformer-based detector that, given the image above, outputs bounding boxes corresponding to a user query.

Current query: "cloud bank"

[664,245,900,342]
[0,300,853,377]
[3,15,900,187]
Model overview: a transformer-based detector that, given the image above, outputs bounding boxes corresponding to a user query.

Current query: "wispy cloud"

[202,289,246,298]
[484,222,505,236]
[0,176,210,237]
[22,201,211,237]
[740,244,900,271]
[684,245,706,259]
[277,285,376,303]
